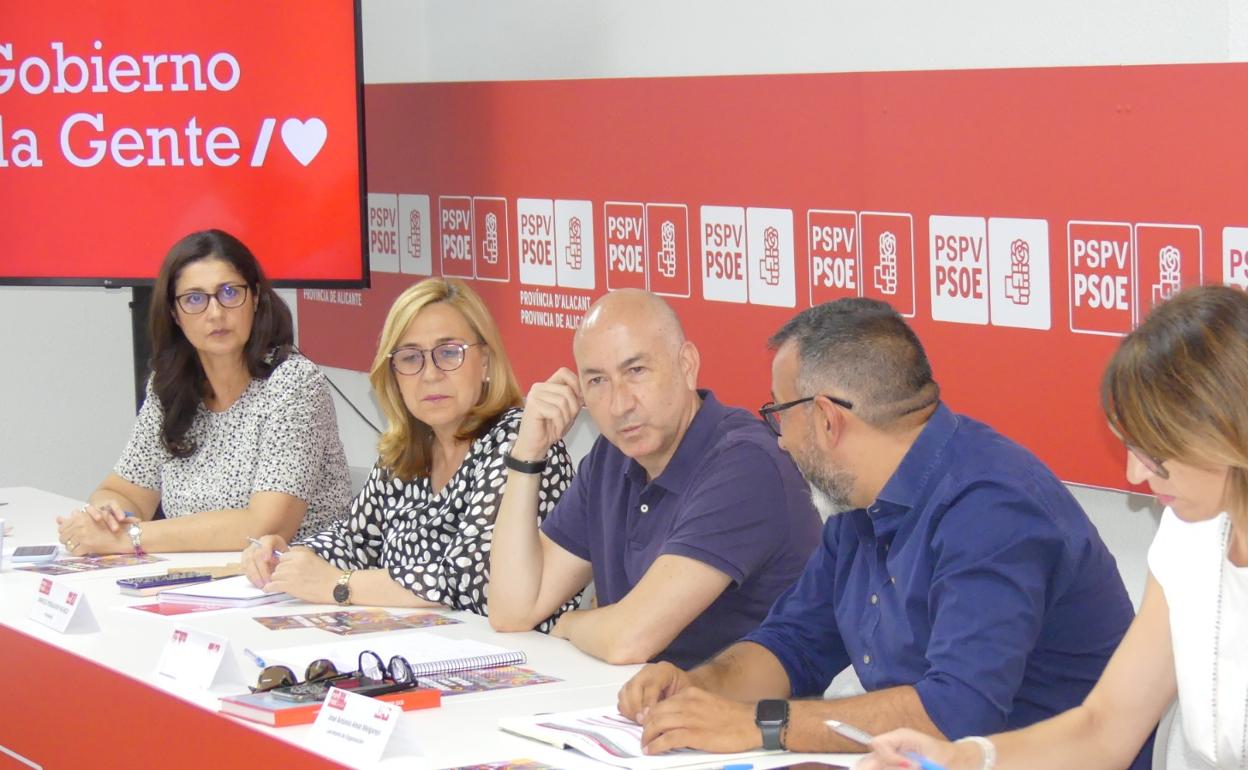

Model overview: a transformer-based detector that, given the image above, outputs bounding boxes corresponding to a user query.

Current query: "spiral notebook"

[256,631,525,678]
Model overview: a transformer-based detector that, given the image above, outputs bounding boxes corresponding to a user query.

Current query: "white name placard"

[29,577,98,633]
[311,686,402,764]
[155,626,240,690]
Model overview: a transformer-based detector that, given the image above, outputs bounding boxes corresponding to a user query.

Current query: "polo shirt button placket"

[862,653,871,665]
[870,593,879,605]
[639,503,649,514]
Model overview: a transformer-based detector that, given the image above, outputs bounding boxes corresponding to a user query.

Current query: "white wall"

[3,0,1236,605]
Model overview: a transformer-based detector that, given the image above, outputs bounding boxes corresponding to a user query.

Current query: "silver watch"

[127,522,144,554]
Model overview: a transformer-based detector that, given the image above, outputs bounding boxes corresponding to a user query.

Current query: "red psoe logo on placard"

[808,210,859,306]
[438,196,474,278]
[1134,224,1202,318]
[858,212,915,316]
[1068,221,1133,336]
[472,197,510,282]
[39,579,52,595]
[605,202,647,291]
[647,204,690,298]
[327,690,348,710]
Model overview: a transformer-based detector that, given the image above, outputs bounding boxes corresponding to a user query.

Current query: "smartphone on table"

[10,545,59,564]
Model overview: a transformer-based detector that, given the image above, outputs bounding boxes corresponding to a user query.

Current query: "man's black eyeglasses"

[759,395,853,437]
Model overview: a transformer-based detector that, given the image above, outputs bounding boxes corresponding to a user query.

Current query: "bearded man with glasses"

[616,298,1151,770]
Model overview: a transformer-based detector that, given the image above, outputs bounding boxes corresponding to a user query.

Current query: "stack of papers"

[157,575,290,607]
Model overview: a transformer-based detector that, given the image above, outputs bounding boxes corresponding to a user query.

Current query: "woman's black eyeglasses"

[174,283,250,314]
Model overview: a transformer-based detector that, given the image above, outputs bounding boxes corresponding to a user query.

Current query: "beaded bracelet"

[955,736,997,770]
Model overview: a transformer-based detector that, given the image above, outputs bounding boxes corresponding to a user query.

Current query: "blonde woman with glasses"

[243,278,575,627]
[862,284,1248,770]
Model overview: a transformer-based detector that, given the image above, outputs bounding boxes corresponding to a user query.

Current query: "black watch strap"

[504,452,547,474]
[756,699,789,751]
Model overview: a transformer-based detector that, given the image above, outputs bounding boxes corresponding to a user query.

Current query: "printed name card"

[154,626,241,690]
[311,686,403,764]
[29,577,98,633]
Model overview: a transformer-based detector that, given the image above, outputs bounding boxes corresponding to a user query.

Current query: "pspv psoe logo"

[516,198,595,289]
[367,193,399,274]
[1067,220,1133,336]
[807,210,858,306]
[699,206,794,306]
[438,196,474,278]
[929,215,989,325]
[327,690,348,710]
[605,202,647,291]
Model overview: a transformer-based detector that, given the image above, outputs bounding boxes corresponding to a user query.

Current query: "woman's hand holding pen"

[242,534,288,587]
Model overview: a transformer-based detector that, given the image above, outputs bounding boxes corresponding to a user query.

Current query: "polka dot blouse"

[296,407,577,629]
[114,353,352,540]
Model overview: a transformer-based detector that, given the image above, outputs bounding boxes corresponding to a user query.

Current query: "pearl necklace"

[1210,516,1248,769]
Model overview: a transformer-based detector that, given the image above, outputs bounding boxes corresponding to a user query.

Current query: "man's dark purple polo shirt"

[541,390,822,668]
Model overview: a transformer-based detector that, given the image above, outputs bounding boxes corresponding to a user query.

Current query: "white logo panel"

[929,215,988,325]
[517,198,556,286]
[554,199,596,290]
[746,207,795,307]
[398,194,432,276]
[1224,227,1248,290]
[366,193,399,274]
[988,217,1050,330]
[700,205,748,303]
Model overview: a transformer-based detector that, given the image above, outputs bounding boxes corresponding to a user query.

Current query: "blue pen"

[242,647,267,668]
[825,720,949,770]
[246,536,284,559]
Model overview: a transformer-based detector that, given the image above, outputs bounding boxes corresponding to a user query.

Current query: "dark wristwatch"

[332,570,354,605]
[503,444,547,474]
[756,699,789,750]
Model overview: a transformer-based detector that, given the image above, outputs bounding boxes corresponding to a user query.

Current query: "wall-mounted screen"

[0,0,367,286]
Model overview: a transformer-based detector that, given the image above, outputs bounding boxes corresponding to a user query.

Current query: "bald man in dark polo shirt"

[488,289,821,666]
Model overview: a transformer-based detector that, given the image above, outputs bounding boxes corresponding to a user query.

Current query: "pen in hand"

[825,720,949,770]
[246,537,284,560]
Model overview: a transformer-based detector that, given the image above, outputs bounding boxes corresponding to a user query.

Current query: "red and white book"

[220,686,439,727]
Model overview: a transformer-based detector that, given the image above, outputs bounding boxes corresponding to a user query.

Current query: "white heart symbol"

[280,117,327,166]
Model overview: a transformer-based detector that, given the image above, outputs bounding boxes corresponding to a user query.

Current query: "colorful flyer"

[418,666,560,696]
[253,608,462,635]
[18,553,165,575]
[442,761,556,770]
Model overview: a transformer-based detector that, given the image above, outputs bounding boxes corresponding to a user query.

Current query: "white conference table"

[0,487,862,769]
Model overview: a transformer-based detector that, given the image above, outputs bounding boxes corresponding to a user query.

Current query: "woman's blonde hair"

[1101,285,1248,527]
[370,278,522,481]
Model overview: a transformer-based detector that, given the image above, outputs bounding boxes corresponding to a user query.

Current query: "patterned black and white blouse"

[296,407,577,629]
[114,354,351,539]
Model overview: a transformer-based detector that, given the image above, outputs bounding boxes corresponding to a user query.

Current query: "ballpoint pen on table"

[825,720,949,770]
[242,647,267,668]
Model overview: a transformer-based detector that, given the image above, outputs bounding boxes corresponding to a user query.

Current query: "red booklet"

[219,686,440,727]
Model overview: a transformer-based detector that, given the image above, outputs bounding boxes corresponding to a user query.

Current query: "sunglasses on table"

[251,650,421,693]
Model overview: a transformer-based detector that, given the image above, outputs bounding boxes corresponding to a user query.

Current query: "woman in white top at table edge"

[56,229,350,556]
[241,277,575,625]
[861,284,1248,770]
